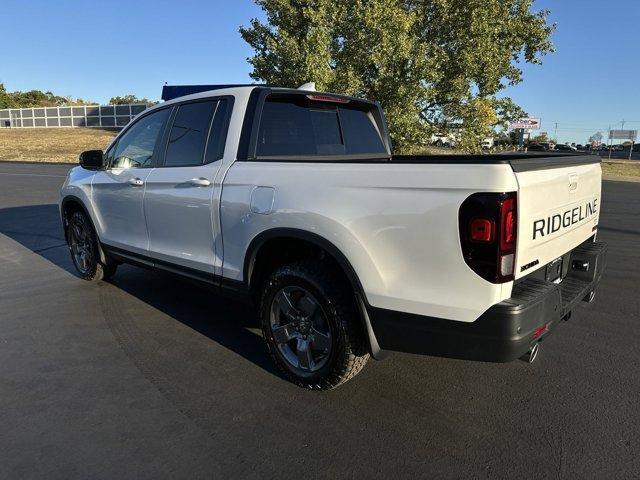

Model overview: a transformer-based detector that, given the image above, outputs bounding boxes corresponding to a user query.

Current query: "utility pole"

[554,122,558,142]
[608,124,612,161]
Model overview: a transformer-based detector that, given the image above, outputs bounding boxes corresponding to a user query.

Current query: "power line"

[543,120,640,124]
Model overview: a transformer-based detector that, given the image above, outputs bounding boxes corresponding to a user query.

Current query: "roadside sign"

[609,129,637,140]
[509,118,541,130]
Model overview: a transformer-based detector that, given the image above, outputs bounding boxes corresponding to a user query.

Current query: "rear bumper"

[368,241,607,362]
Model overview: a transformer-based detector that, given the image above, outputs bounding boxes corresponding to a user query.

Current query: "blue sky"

[2,0,638,143]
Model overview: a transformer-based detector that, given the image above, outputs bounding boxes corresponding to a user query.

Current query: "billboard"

[609,130,637,140]
[509,118,541,130]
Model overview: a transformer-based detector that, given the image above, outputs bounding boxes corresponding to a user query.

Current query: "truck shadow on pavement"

[0,203,281,379]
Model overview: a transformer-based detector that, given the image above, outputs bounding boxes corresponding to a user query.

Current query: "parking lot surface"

[0,161,638,479]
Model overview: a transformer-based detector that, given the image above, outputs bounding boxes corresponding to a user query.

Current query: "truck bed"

[391,153,601,172]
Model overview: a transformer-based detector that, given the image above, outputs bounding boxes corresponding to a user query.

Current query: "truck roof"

[159,84,376,106]
[161,84,260,101]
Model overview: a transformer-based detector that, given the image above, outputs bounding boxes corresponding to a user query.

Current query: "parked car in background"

[431,133,454,148]
[527,143,548,151]
[554,144,574,152]
[481,137,494,149]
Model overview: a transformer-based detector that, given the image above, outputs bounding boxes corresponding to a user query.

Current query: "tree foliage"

[0,84,156,109]
[240,0,554,152]
[108,94,155,105]
[0,83,98,108]
[531,132,550,143]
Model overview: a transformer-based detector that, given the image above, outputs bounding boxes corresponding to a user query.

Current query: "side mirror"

[79,150,106,170]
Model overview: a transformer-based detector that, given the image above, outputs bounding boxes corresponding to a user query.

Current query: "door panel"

[144,164,218,272]
[92,168,153,253]
[144,100,227,274]
[91,107,171,254]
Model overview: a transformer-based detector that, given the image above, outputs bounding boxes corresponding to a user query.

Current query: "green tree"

[109,94,155,105]
[531,132,550,143]
[240,0,554,152]
[0,83,14,109]
[450,98,498,152]
[0,84,97,108]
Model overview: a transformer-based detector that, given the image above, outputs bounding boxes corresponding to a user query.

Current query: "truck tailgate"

[510,155,601,279]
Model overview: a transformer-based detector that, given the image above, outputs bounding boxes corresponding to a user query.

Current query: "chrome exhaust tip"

[521,343,540,364]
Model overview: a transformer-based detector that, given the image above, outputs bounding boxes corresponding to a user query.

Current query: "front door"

[144,99,230,274]
[91,107,171,255]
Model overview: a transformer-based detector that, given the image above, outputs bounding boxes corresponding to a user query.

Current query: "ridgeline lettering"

[533,199,598,240]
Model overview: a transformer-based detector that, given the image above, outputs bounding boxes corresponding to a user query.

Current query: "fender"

[243,227,385,359]
[60,194,109,265]
[60,195,92,236]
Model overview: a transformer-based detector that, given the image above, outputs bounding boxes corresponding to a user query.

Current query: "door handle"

[128,178,144,187]
[188,177,211,187]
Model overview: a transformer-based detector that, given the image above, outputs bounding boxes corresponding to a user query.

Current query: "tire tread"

[260,260,369,390]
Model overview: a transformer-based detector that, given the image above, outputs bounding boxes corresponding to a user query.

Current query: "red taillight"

[497,195,517,280]
[459,192,518,283]
[499,197,516,252]
[470,218,494,242]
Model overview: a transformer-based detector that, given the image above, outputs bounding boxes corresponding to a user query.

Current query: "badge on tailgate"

[568,173,578,192]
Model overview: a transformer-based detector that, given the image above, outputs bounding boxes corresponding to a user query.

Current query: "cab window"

[164,101,216,167]
[110,108,170,169]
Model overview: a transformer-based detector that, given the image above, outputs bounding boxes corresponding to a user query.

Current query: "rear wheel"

[260,260,369,390]
[67,210,117,282]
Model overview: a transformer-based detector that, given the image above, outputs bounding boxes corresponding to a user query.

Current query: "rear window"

[256,96,386,157]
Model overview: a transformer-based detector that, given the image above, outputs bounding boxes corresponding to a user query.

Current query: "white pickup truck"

[60,85,606,389]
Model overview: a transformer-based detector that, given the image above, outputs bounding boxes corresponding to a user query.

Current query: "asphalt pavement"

[0,161,638,479]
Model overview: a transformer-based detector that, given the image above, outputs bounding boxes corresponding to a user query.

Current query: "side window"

[111,108,170,169]
[164,101,216,167]
[104,144,115,166]
[204,99,229,163]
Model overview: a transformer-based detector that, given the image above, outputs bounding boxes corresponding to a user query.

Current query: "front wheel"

[67,210,116,282]
[260,261,370,390]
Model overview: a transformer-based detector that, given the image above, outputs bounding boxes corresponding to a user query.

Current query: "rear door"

[91,107,171,254]
[513,157,602,279]
[143,98,231,274]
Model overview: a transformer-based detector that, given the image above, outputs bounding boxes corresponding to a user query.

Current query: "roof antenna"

[297,82,316,91]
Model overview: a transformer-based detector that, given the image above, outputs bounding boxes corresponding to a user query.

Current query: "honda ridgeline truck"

[60,85,607,389]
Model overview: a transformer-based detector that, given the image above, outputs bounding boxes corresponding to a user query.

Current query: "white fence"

[0,104,149,129]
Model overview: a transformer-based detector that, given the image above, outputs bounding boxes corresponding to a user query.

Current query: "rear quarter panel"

[220,161,518,322]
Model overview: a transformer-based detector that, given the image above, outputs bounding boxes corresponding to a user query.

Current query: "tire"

[260,260,370,390]
[67,210,117,282]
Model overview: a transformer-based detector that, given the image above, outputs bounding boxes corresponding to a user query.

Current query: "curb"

[603,175,640,183]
